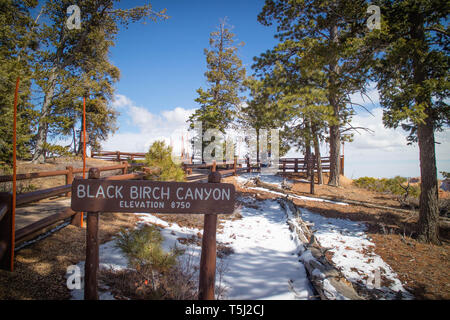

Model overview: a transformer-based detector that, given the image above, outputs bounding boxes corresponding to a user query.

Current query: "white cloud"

[348,83,380,109]
[111,94,133,109]
[102,95,195,154]
[284,107,450,179]
[348,108,407,152]
[344,108,450,179]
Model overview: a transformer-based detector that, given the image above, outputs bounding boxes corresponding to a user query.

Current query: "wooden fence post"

[233,157,237,176]
[198,165,221,300]
[283,159,286,174]
[340,155,345,176]
[0,193,13,271]
[294,158,298,173]
[121,161,128,175]
[84,168,100,300]
[246,157,250,173]
[116,151,121,162]
[65,166,73,197]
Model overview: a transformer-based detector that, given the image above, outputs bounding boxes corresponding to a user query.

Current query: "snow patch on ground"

[217,198,314,299]
[246,186,349,206]
[236,173,296,187]
[297,207,414,299]
[68,197,315,300]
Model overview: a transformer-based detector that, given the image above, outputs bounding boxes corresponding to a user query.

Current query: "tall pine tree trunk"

[312,125,323,185]
[256,130,260,165]
[304,120,312,178]
[32,68,57,164]
[328,122,341,186]
[417,115,440,244]
[328,25,341,187]
[412,14,440,244]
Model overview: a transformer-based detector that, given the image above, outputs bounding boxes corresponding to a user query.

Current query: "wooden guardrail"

[0,193,12,270]
[91,150,146,162]
[181,155,344,175]
[92,151,345,175]
[0,161,150,271]
[13,171,148,246]
[278,156,344,175]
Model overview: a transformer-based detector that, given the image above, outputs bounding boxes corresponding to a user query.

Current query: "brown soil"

[287,173,404,208]
[0,211,138,300]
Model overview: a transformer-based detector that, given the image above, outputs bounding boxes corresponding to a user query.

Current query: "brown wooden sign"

[71,179,235,214]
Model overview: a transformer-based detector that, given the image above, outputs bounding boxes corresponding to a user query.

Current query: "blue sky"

[110,0,278,133]
[61,1,449,179]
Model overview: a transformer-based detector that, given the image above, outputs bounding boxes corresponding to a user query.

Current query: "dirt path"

[15,198,71,230]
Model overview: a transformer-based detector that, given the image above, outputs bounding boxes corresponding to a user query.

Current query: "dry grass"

[0,157,123,192]
[0,212,138,300]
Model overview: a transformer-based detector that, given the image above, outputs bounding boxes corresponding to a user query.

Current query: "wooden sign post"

[71,168,235,300]
[198,166,222,300]
[84,168,100,300]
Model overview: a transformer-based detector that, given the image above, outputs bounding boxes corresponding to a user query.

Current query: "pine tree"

[255,0,374,186]
[31,0,167,163]
[188,18,246,162]
[372,0,449,244]
[279,84,335,183]
[237,77,288,162]
[144,140,185,182]
[0,0,38,167]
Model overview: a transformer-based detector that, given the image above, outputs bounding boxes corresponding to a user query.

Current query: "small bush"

[111,225,197,299]
[353,176,420,199]
[115,225,183,273]
[144,140,185,182]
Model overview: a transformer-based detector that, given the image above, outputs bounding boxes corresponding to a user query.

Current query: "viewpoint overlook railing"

[0,161,149,270]
[91,151,345,175]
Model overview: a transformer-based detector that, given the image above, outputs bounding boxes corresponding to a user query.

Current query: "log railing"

[91,150,146,162]
[0,193,12,270]
[0,161,149,271]
[181,156,344,175]
[13,171,148,246]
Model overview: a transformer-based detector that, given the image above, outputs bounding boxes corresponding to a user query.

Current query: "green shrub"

[144,140,185,182]
[353,176,420,199]
[115,225,183,273]
[111,225,197,300]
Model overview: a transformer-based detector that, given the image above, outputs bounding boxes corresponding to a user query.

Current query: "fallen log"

[278,198,363,300]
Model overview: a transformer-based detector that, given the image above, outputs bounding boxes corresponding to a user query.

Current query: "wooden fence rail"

[0,193,12,270]
[91,151,146,162]
[13,171,148,246]
[0,162,138,183]
[0,162,150,272]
